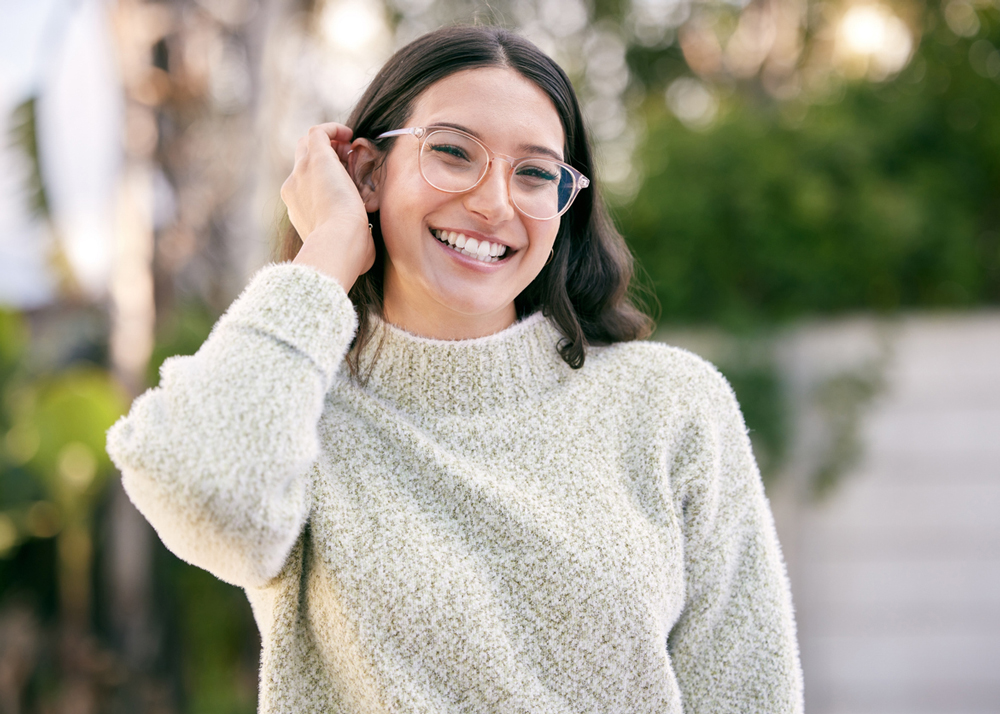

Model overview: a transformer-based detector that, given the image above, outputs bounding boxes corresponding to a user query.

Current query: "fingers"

[333,142,353,164]
[290,124,358,184]
[291,124,351,177]
[307,123,353,152]
[304,123,356,167]
[312,122,354,144]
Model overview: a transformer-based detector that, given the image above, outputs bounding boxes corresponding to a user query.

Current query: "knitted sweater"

[107,263,803,713]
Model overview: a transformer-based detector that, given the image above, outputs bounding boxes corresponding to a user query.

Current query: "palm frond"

[8,97,49,218]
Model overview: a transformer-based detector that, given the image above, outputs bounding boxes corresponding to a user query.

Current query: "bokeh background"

[1,0,998,711]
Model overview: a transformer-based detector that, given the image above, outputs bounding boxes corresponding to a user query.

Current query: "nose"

[463,157,516,223]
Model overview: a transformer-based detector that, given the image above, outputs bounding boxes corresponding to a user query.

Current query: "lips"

[432,229,510,263]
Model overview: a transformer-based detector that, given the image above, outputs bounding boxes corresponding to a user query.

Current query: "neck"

[381,275,517,341]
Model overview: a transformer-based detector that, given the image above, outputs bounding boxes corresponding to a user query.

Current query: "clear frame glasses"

[375,126,590,221]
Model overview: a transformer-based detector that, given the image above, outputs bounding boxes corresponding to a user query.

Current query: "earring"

[545,248,554,266]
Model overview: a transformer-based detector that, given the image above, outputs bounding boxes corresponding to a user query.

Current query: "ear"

[348,138,382,213]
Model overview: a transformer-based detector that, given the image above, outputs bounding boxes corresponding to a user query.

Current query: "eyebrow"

[432,122,565,162]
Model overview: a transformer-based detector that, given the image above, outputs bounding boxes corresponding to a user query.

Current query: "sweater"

[106,263,803,714]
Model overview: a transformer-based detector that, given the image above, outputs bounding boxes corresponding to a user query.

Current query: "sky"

[0,0,122,307]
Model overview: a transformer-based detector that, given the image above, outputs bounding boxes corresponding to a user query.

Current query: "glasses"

[375,126,590,221]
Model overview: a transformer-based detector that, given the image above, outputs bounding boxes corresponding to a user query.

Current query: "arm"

[107,121,376,588]
[106,263,356,588]
[667,369,803,713]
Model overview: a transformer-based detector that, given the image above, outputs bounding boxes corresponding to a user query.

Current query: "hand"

[281,123,377,292]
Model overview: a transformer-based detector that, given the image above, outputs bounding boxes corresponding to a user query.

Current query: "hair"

[279,25,653,377]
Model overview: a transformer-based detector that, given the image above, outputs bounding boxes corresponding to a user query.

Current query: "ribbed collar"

[357,312,571,417]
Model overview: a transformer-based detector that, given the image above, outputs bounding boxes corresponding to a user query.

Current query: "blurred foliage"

[0,310,126,565]
[620,1,1000,328]
[169,561,257,714]
[0,309,127,710]
[811,361,887,496]
[1,304,260,714]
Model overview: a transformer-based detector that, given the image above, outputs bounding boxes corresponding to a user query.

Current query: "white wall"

[771,313,1000,714]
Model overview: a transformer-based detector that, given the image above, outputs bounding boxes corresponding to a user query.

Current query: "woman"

[107,25,803,714]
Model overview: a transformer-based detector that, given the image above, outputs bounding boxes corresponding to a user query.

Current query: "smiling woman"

[107,25,803,714]
[280,26,650,367]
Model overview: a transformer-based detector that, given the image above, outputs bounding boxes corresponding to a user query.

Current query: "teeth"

[433,230,509,264]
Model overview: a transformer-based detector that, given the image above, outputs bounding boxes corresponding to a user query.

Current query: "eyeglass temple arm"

[374,128,424,139]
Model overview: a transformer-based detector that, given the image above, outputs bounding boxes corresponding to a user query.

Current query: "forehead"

[408,67,566,158]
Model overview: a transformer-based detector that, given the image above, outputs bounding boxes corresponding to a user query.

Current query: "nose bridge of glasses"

[472,155,517,210]
[480,154,517,191]
[487,153,518,170]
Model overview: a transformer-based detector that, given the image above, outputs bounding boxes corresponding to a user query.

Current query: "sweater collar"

[356,312,571,417]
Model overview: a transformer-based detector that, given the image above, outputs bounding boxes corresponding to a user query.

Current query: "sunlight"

[837,4,914,78]
[320,0,385,54]
[666,77,719,129]
[842,5,888,55]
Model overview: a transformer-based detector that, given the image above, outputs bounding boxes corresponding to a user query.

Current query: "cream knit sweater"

[107,263,803,713]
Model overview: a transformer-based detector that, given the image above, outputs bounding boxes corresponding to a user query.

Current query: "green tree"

[621,1,1000,327]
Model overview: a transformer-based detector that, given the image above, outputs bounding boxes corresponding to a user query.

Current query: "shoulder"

[572,339,746,435]
[585,339,736,407]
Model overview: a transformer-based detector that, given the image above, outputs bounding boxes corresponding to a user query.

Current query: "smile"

[432,229,509,264]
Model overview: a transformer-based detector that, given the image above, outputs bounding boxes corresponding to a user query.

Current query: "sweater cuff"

[219,262,358,381]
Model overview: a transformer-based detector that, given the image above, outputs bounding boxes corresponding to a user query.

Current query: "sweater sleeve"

[667,367,804,714]
[106,263,357,588]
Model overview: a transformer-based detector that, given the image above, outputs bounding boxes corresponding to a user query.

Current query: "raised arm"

[106,264,356,587]
[107,121,380,588]
[667,368,804,713]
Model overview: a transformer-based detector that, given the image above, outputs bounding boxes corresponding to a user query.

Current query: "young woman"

[108,25,803,714]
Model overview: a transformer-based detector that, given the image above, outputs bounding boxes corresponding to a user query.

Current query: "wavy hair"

[279,25,653,377]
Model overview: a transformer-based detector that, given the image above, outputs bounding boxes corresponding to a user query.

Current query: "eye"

[428,142,472,163]
[514,161,561,187]
[423,129,484,164]
[518,165,558,181]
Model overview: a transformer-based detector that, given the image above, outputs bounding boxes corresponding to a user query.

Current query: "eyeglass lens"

[419,130,577,220]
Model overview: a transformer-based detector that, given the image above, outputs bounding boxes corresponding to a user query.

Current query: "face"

[359,67,566,340]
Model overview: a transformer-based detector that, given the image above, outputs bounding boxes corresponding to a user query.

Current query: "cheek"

[383,161,451,214]
[378,175,432,240]
[531,222,561,253]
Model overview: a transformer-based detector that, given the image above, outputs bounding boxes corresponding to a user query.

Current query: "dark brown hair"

[280,25,653,376]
